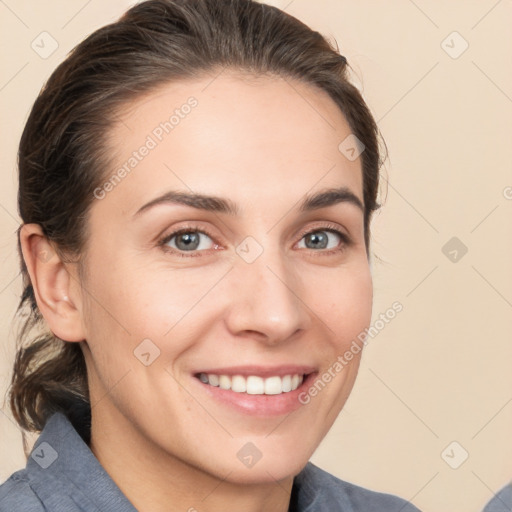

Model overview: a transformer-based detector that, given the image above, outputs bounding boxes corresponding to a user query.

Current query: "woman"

[0,0,420,510]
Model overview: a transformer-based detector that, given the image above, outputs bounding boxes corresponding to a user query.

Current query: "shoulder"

[482,483,512,512]
[293,462,422,512]
[1,412,137,512]
[0,469,46,512]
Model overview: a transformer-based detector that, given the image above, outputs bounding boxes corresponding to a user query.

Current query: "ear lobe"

[19,223,86,342]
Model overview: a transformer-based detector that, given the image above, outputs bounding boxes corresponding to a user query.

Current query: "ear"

[19,223,85,342]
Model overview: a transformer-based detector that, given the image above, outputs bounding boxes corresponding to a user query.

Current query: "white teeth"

[198,373,305,395]
[264,376,282,395]
[282,374,292,392]
[246,376,264,395]
[208,374,219,386]
[231,375,246,393]
[219,375,231,390]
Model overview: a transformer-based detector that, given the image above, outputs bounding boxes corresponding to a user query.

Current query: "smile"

[191,365,317,416]
[197,373,305,395]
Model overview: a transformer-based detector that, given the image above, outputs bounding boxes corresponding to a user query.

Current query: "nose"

[224,244,311,346]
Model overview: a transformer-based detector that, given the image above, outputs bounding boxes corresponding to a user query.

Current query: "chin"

[223,461,307,486]
[212,445,313,485]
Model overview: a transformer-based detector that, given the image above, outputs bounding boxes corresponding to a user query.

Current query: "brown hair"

[8,0,387,443]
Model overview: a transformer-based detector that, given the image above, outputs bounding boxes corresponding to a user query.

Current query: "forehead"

[100,71,363,217]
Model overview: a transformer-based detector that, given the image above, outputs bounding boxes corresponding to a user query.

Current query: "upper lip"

[194,365,317,378]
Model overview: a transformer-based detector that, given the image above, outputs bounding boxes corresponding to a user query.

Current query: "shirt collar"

[27,411,137,511]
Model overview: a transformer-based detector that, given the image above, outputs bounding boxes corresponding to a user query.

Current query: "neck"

[89,403,294,512]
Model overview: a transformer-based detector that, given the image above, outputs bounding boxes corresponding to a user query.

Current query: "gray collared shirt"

[482,484,512,512]
[0,412,421,511]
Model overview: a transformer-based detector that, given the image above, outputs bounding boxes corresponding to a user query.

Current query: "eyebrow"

[133,186,364,218]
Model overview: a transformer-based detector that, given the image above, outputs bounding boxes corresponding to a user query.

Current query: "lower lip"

[192,373,318,416]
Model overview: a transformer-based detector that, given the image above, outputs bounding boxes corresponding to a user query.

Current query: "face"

[78,71,373,484]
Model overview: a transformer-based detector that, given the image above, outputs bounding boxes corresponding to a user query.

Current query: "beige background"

[1,1,511,511]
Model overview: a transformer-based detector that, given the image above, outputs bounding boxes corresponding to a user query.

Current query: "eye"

[296,226,351,254]
[159,227,218,255]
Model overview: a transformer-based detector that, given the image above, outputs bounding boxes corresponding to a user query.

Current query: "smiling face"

[77,70,373,485]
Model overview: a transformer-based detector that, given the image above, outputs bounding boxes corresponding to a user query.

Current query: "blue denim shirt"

[0,412,421,511]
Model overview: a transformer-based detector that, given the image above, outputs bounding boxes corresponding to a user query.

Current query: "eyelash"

[157,222,352,258]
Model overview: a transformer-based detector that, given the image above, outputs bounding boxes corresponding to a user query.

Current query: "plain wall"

[1,1,511,511]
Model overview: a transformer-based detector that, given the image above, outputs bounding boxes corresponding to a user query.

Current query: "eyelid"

[294,221,350,243]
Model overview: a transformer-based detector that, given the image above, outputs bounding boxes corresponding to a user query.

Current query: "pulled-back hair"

[8,0,387,444]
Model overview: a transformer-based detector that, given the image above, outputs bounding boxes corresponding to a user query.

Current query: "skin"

[20,71,373,512]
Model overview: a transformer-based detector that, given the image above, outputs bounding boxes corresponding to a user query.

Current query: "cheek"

[126,265,235,338]
[84,254,179,330]
[306,265,373,342]
[81,256,231,358]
